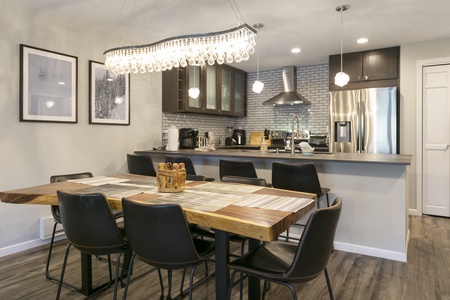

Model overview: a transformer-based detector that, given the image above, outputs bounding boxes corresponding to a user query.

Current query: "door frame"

[415,57,450,215]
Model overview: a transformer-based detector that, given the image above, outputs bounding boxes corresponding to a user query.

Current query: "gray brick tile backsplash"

[163,64,330,144]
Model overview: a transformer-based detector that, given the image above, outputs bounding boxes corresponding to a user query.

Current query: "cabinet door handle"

[358,75,370,80]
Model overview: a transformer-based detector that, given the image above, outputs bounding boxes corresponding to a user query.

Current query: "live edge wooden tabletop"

[0,173,316,242]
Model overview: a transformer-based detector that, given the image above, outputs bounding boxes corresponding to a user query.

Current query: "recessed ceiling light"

[291,48,301,53]
[357,38,368,44]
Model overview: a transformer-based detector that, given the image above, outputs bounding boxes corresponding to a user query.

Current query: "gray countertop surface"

[136,148,412,166]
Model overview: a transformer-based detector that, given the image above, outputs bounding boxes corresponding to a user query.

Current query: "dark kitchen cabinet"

[162,64,247,116]
[329,46,399,91]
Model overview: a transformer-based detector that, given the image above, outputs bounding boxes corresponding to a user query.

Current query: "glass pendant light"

[252,23,264,94]
[334,5,350,87]
[188,65,200,99]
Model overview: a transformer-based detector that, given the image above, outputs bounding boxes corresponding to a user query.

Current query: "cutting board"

[249,132,264,145]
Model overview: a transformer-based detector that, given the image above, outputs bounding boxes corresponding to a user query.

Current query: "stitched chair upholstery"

[121,199,215,300]
[56,191,130,300]
[46,172,123,290]
[228,198,342,300]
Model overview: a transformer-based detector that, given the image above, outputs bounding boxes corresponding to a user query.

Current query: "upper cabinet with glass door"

[162,63,247,116]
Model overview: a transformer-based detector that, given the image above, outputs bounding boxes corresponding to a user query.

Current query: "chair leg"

[227,270,238,300]
[122,253,135,300]
[262,280,269,300]
[112,252,124,300]
[324,267,334,300]
[45,222,58,280]
[326,193,330,207]
[56,243,72,300]
[167,270,173,300]
[188,265,198,300]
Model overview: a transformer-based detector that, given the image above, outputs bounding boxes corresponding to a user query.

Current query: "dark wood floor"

[1,215,449,299]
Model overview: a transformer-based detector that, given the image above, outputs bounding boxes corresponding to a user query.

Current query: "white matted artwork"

[89,61,130,125]
[20,44,78,123]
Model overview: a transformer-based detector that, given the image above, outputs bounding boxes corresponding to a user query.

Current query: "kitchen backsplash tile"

[163,64,329,144]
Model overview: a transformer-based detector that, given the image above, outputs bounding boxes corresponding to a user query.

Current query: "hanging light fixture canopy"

[104,24,257,75]
[334,4,350,87]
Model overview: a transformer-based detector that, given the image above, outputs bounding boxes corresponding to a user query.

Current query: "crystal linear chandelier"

[104,24,257,75]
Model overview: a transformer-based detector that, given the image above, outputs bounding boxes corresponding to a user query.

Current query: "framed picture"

[89,61,130,125]
[20,44,77,123]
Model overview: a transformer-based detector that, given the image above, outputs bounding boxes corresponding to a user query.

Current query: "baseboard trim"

[334,241,407,262]
[0,235,65,258]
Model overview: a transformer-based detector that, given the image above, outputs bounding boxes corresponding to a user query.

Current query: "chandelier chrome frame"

[104,23,257,75]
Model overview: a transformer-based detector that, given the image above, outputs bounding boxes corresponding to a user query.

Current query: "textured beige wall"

[0,2,162,254]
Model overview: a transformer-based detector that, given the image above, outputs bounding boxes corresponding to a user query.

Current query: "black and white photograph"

[89,61,130,125]
[20,44,77,123]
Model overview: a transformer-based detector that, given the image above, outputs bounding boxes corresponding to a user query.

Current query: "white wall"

[400,37,450,212]
[0,3,162,255]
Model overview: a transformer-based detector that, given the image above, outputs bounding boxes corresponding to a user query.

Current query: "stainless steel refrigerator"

[329,87,398,154]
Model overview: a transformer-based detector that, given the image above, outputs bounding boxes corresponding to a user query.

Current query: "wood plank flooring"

[0,215,449,299]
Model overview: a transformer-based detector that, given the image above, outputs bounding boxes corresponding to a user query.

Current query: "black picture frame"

[89,61,130,125]
[20,44,78,123]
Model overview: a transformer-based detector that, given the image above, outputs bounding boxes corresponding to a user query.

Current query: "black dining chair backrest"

[272,162,324,196]
[121,199,210,269]
[286,197,342,280]
[50,172,94,223]
[219,159,258,180]
[56,191,130,299]
[127,154,157,176]
[57,191,128,255]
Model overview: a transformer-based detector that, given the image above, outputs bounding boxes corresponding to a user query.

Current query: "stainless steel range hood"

[262,66,311,106]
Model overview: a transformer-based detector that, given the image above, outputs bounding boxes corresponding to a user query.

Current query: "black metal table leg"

[248,238,262,299]
[215,230,230,300]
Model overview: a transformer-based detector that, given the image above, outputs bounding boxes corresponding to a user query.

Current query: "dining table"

[0,173,316,299]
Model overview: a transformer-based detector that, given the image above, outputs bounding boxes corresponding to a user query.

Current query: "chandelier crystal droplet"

[104,24,257,75]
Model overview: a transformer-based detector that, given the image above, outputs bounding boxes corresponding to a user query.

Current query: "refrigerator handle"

[357,98,363,153]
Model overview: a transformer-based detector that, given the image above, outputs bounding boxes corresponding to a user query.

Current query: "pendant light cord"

[228,0,245,25]
[256,28,260,80]
[340,6,344,73]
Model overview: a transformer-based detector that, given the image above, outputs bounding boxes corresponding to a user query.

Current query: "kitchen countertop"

[137,148,412,166]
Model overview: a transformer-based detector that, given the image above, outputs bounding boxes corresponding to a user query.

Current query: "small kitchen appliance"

[232,129,246,145]
[179,128,198,149]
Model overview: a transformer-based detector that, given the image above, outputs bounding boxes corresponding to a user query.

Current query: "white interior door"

[422,64,450,216]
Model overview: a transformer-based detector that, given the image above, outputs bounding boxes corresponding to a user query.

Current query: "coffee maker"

[179,128,198,149]
[232,129,246,145]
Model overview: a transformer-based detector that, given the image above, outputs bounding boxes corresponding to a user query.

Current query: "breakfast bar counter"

[136,149,413,262]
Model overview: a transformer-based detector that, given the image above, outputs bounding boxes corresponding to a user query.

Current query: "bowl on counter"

[301,148,315,156]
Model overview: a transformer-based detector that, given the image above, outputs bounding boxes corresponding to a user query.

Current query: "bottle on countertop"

[260,136,268,153]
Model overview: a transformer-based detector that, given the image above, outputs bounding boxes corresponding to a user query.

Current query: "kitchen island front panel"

[136,149,412,262]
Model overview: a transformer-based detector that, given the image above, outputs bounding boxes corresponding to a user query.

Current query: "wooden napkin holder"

[157,162,186,193]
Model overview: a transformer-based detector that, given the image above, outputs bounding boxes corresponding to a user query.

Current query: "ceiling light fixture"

[103,1,257,75]
[334,4,350,87]
[357,37,368,44]
[252,23,264,94]
[291,48,302,53]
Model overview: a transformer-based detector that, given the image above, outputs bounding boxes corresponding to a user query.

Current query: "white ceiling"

[13,0,450,72]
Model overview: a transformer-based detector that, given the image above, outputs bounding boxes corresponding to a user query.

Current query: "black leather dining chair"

[127,154,157,176]
[219,159,258,180]
[46,172,122,290]
[121,199,215,300]
[272,162,331,208]
[227,198,342,300]
[56,191,131,300]
[272,162,331,241]
[165,156,215,181]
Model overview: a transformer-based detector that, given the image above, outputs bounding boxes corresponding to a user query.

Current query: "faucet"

[291,114,299,156]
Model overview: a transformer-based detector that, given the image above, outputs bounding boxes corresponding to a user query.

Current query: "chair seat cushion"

[229,241,297,281]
